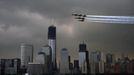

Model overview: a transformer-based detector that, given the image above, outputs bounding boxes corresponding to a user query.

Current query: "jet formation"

[72,13,134,24]
[72,13,86,22]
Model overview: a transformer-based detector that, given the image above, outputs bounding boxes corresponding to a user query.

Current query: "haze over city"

[0,0,134,61]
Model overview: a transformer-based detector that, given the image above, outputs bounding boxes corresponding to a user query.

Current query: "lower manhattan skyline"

[0,0,134,61]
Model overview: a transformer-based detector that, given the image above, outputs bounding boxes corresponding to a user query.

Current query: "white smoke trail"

[84,15,134,24]
[86,15,134,19]
[85,18,134,24]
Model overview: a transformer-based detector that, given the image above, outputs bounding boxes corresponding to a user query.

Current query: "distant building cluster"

[0,58,21,75]
[0,25,134,75]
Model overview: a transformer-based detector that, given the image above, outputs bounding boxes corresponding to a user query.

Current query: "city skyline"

[0,25,134,75]
[0,0,134,60]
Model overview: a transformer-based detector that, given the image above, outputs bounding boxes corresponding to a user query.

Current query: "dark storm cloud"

[0,0,134,59]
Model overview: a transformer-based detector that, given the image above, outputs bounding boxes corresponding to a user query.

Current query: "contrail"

[72,14,134,24]
[85,17,134,24]
[85,18,134,24]
[85,15,134,24]
[86,15,134,20]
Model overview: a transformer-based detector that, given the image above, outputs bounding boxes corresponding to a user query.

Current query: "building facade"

[60,48,69,73]
[79,43,88,73]
[90,51,104,74]
[48,25,57,70]
[20,43,33,68]
[0,58,21,75]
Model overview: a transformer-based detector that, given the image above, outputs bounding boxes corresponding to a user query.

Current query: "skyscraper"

[36,52,46,64]
[85,51,90,74]
[36,45,52,65]
[106,53,115,64]
[73,60,80,74]
[20,43,33,68]
[60,48,69,73]
[48,25,56,70]
[79,43,87,73]
[90,51,104,74]
[41,45,52,73]
[32,45,52,74]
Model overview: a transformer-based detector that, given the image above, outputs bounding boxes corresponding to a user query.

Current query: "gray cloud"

[0,0,134,59]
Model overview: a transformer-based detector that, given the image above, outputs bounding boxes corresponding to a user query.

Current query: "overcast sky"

[0,0,134,60]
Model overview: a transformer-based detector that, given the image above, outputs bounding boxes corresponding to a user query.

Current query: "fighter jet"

[72,13,86,17]
[75,17,84,19]
[72,13,86,22]
[78,18,85,22]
